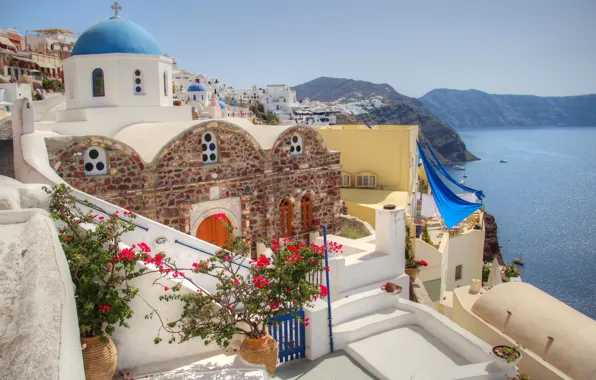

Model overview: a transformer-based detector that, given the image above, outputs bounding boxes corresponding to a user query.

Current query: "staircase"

[332,289,413,350]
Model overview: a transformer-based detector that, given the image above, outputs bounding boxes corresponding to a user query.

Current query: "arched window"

[280,198,293,237]
[356,172,377,188]
[301,193,313,232]
[340,172,352,188]
[92,68,104,97]
[163,70,168,96]
[84,146,107,176]
[290,134,303,156]
[202,131,218,164]
[133,69,144,95]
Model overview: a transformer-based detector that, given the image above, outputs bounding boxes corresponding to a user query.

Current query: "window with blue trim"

[92,68,104,97]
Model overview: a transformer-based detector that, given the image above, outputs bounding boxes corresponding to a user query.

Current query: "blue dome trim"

[230,101,237,106]
[72,18,162,56]
[218,100,227,109]
[187,83,207,92]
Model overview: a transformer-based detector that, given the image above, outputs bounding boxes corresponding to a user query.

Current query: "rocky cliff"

[420,88,596,128]
[483,212,504,265]
[292,77,478,162]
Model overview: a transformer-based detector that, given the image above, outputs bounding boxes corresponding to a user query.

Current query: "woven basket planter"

[239,332,279,375]
[80,336,117,380]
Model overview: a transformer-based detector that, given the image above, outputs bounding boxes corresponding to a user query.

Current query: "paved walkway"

[273,351,376,380]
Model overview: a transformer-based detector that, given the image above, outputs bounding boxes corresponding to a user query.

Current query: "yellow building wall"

[316,125,418,193]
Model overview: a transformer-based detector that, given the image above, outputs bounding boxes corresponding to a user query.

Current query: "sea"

[447,126,596,320]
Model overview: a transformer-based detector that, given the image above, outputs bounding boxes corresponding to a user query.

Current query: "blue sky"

[3,0,595,97]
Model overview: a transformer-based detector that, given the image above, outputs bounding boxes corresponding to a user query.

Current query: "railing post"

[323,226,334,353]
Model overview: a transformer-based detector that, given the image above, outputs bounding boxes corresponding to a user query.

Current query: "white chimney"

[375,205,406,276]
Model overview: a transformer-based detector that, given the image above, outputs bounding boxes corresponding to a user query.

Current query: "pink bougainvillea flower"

[213,212,227,220]
[232,278,241,286]
[253,275,270,289]
[304,322,310,327]
[313,295,318,301]
[255,255,270,268]
[98,216,104,221]
[164,286,169,291]
[319,284,328,297]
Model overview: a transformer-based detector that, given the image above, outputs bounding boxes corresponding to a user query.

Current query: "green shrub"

[338,225,367,240]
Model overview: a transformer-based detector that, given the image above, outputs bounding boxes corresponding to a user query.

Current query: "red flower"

[326,266,330,272]
[164,286,169,291]
[304,322,310,327]
[231,278,241,286]
[253,275,270,289]
[98,304,112,312]
[298,243,305,248]
[271,244,281,252]
[287,245,298,253]
[319,284,328,297]
[98,216,104,221]
[65,237,71,242]
[114,247,135,261]
[255,255,270,268]
[138,242,151,253]
[313,295,318,301]
[268,301,280,310]
[213,212,227,221]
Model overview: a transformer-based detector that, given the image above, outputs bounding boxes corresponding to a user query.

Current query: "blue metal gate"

[268,309,306,363]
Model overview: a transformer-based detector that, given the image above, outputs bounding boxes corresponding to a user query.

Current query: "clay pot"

[405,267,420,280]
[492,345,522,367]
[239,332,279,375]
[80,336,117,380]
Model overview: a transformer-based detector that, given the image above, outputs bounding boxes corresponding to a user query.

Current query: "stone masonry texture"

[45,121,342,253]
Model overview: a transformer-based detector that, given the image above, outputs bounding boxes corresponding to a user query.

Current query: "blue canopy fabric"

[422,140,485,200]
[418,142,482,228]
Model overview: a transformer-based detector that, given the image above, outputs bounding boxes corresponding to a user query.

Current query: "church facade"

[37,9,341,250]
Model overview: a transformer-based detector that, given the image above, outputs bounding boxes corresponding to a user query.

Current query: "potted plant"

[504,262,521,281]
[492,344,523,366]
[148,215,332,375]
[421,223,433,246]
[405,258,428,279]
[44,184,161,380]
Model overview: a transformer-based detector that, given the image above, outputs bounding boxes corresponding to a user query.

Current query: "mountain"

[419,89,596,128]
[293,77,478,162]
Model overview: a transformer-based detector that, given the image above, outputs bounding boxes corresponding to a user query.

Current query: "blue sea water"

[448,127,596,319]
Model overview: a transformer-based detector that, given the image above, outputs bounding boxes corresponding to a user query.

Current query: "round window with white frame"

[290,134,303,156]
[202,131,218,164]
[84,147,108,176]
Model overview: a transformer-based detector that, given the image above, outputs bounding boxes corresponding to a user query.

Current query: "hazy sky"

[3,0,595,97]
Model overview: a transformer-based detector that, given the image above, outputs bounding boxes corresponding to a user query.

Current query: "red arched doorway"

[197,214,231,246]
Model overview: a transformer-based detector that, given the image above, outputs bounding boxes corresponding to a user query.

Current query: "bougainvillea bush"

[46,184,333,349]
[150,214,332,347]
[44,184,161,340]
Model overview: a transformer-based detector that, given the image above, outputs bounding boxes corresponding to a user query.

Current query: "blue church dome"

[218,100,227,109]
[72,18,162,56]
[187,83,207,92]
[230,101,237,107]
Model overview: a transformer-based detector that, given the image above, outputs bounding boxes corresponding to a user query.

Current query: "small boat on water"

[499,160,507,163]
[460,180,465,185]
[463,174,468,178]
[513,257,525,265]
[453,165,465,171]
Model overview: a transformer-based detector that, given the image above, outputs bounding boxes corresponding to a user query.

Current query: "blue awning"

[422,140,485,200]
[418,142,482,228]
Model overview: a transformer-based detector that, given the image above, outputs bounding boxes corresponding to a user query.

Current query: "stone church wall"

[45,121,341,249]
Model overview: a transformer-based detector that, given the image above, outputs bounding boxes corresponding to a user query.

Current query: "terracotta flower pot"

[239,332,279,375]
[80,336,117,380]
[405,267,420,280]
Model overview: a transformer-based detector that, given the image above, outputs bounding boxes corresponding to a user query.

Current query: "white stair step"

[334,308,412,349]
[332,289,400,326]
